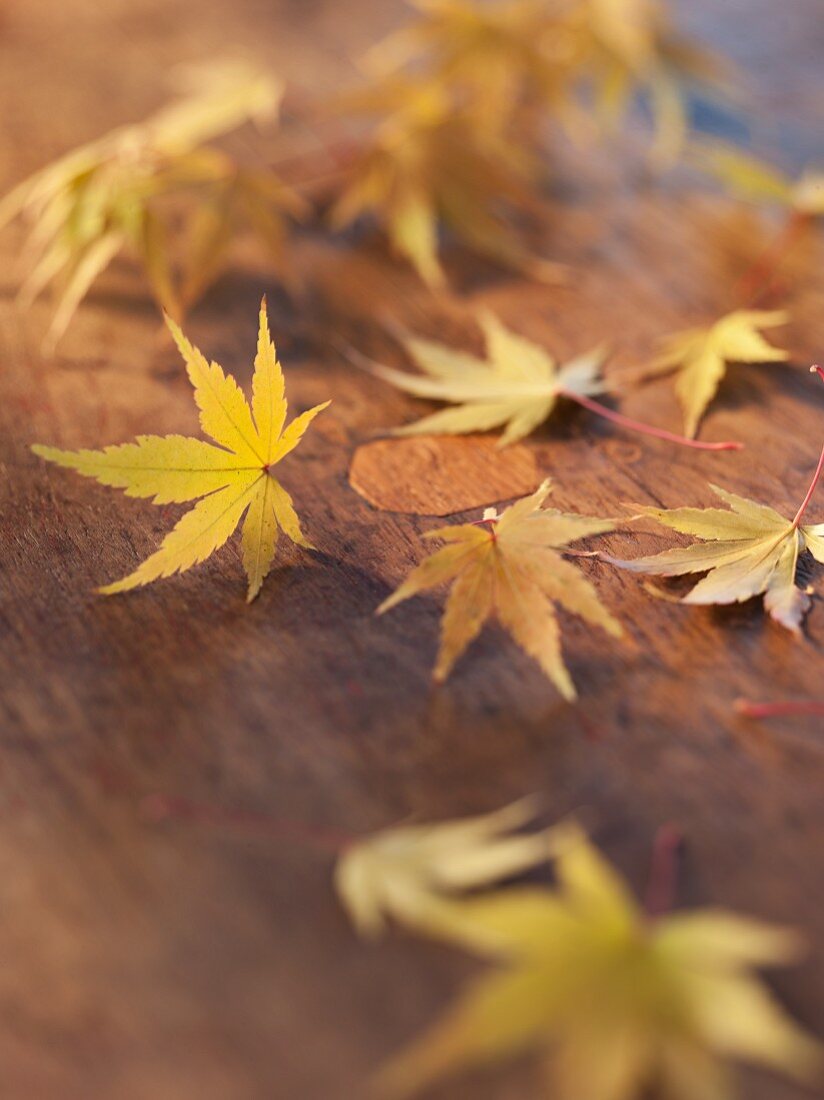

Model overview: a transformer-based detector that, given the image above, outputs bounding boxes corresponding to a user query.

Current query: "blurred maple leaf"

[336,796,569,938]
[693,141,824,216]
[570,0,725,166]
[330,81,561,287]
[377,833,821,1100]
[0,61,304,349]
[362,0,722,165]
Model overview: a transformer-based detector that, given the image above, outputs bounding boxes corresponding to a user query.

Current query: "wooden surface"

[1,1,824,1098]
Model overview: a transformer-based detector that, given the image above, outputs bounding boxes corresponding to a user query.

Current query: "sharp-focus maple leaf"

[330,82,559,288]
[351,311,742,452]
[694,142,824,216]
[378,480,622,699]
[0,62,300,347]
[607,483,824,633]
[377,834,821,1100]
[32,300,329,600]
[336,797,570,939]
[646,310,788,439]
[608,372,824,631]
[359,310,606,445]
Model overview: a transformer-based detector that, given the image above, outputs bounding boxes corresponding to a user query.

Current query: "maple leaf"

[0,62,299,348]
[177,165,306,311]
[363,0,575,140]
[694,141,824,216]
[361,310,606,446]
[330,82,559,288]
[377,834,821,1100]
[350,311,742,452]
[336,797,570,939]
[645,309,789,439]
[378,480,622,699]
[607,486,824,634]
[571,0,724,166]
[32,300,329,601]
[606,373,824,632]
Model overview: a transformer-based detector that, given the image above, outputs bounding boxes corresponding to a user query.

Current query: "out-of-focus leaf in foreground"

[336,797,569,939]
[378,480,622,699]
[32,299,329,600]
[354,310,606,446]
[0,61,303,348]
[378,834,821,1100]
[645,310,788,438]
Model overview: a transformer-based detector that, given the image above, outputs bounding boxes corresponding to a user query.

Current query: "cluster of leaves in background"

[334,0,722,283]
[337,803,821,1099]
[0,61,303,347]
[0,0,734,339]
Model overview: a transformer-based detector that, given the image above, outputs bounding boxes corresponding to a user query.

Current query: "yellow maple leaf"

[377,834,821,1100]
[694,141,824,216]
[607,483,824,634]
[378,480,622,699]
[330,81,560,288]
[32,300,329,601]
[336,796,572,939]
[607,375,824,631]
[0,62,300,348]
[364,0,575,139]
[364,0,719,166]
[647,309,789,438]
[573,0,724,166]
[357,310,607,446]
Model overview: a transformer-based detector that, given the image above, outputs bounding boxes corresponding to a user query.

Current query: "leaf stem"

[791,366,824,528]
[139,793,352,852]
[560,390,743,452]
[737,210,811,307]
[644,823,683,919]
[735,699,824,720]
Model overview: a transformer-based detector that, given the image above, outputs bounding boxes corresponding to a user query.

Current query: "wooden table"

[1,1,823,1097]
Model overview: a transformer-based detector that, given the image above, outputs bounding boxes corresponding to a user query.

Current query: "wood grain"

[0,1,823,1099]
[349,435,539,515]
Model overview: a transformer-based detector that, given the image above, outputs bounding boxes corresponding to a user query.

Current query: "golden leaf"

[377,834,821,1100]
[364,0,576,139]
[694,141,824,216]
[356,311,607,446]
[606,471,824,633]
[378,480,622,699]
[336,797,570,939]
[647,310,788,438]
[32,300,329,601]
[0,61,299,348]
[573,0,725,166]
[330,81,561,287]
[363,0,720,165]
